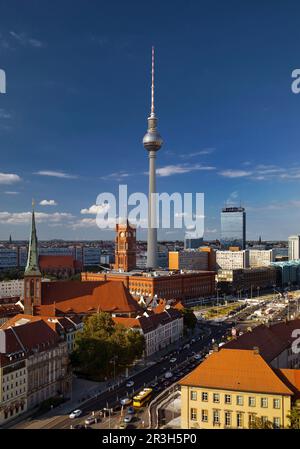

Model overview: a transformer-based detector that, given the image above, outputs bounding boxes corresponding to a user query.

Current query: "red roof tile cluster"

[114,307,182,333]
[1,313,82,335]
[37,280,143,316]
[0,304,22,318]
[224,319,300,362]
[179,348,297,396]
[0,320,60,364]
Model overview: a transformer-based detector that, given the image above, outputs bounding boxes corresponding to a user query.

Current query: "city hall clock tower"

[114,220,136,272]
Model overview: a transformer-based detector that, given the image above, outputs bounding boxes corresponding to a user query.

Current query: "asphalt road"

[39,322,229,429]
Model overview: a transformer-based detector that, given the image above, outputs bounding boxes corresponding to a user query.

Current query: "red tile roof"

[224,319,300,362]
[113,308,182,333]
[276,369,300,399]
[0,320,60,356]
[38,280,143,316]
[1,313,82,334]
[112,317,141,329]
[179,348,294,395]
[0,304,22,318]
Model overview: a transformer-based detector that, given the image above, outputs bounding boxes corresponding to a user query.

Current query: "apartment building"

[0,320,71,424]
[0,280,23,299]
[180,348,300,429]
[224,318,300,369]
[113,307,184,357]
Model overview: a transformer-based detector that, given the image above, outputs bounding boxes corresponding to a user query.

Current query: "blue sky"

[0,0,300,241]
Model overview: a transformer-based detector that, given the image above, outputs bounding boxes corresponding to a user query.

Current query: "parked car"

[69,409,82,419]
[126,380,134,388]
[120,397,132,406]
[170,357,177,363]
[119,422,128,429]
[124,414,133,423]
[193,354,202,361]
[127,406,135,415]
[165,371,173,379]
[150,381,158,388]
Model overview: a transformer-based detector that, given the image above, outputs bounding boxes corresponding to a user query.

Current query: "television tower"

[143,47,163,269]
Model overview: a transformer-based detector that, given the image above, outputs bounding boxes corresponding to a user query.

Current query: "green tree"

[71,312,145,381]
[182,308,197,331]
[287,405,300,429]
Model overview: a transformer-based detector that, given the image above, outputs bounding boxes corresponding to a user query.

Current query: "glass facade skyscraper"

[220,207,246,249]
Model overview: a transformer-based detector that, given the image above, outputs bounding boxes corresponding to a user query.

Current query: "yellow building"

[179,348,300,429]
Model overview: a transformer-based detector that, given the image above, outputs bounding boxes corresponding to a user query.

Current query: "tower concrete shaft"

[147,150,158,268]
[143,47,163,270]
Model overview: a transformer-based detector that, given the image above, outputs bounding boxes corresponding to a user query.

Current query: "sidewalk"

[6,326,206,428]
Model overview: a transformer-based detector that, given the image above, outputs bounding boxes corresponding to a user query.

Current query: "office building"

[184,236,204,250]
[169,250,209,271]
[217,267,277,293]
[221,207,246,249]
[249,249,275,267]
[216,250,249,270]
[288,235,300,260]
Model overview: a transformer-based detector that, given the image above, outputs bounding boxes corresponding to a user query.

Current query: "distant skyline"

[1,0,300,241]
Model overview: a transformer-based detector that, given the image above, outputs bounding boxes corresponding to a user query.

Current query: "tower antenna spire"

[151,46,155,117]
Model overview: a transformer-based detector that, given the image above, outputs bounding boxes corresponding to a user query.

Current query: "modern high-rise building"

[184,236,204,250]
[220,206,246,249]
[143,47,163,269]
[288,235,300,260]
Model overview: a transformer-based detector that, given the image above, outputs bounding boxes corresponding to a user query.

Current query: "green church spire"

[25,199,41,276]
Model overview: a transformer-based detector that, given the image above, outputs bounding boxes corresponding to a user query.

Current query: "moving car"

[69,409,82,419]
[119,422,128,429]
[127,406,135,414]
[120,397,132,406]
[126,380,135,388]
[124,414,133,423]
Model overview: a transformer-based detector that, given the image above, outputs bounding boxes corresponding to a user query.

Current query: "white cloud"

[4,191,19,195]
[180,148,215,159]
[39,199,57,206]
[0,211,73,225]
[71,218,97,229]
[0,173,21,184]
[156,164,215,177]
[0,109,12,119]
[101,171,130,181]
[80,203,110,215]
[205,228,217,234]
[34,170,77,179]
[219,169,252,178]
[9,31,44,48]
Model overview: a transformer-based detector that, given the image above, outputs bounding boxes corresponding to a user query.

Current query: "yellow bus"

[132,387,153,408]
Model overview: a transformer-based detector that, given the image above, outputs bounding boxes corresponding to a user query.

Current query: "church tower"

[113,220,136,272]
[24,201,42,315]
